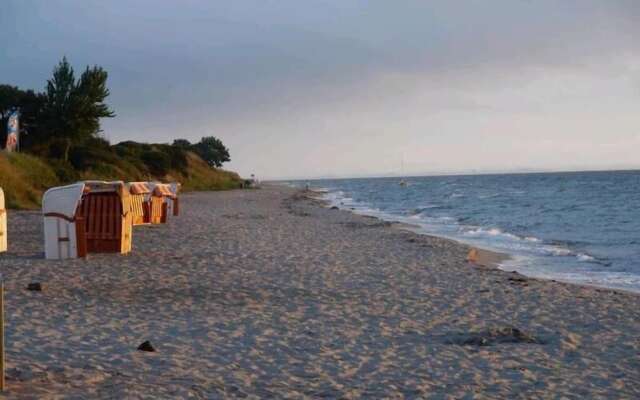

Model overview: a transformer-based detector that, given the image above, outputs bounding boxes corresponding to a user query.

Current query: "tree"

[41,57,115,161]
[192,136,230,168]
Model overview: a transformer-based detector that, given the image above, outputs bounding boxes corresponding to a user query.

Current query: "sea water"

[288,170,640,292]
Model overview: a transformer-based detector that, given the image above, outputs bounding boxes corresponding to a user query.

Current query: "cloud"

[1,0,639,178]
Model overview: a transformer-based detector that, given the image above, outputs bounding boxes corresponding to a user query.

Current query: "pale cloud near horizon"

[1,1,639,178]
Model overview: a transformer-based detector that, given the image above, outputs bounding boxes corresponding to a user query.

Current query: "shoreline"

[300,182,640,303]
[0,185,638,397]
[303,186,510,270]
[301,184,640,295]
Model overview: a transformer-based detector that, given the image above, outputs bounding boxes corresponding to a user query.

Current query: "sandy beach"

[0,185,638,398]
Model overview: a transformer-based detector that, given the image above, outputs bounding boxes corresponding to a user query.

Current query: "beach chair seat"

[150,195,165,224]
[78,192,127,253]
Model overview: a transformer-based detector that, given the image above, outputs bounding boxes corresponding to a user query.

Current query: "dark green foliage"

[172,138,192,149]
[47,159,81,182]
[41,57,115,160]
[69,138,120,171]
[113,141,189,176]
[192,136,231,168]
[148,143,188,172]
[113,140,150,158]
[140,150,172,176]
[0,57,236,192]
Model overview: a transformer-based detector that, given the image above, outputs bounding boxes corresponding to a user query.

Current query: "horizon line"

[263,166,640,181]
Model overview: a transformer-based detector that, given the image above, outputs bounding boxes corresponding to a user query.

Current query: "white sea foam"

[463,227,521,241]
[577,253,596,262]
[544,246,572,257]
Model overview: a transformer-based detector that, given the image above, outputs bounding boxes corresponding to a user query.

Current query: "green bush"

[69,145,114,170]
[140,150,172,176]
[48,159,80,183]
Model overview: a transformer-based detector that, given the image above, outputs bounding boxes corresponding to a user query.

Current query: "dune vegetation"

[0,58,243,209]
[0,147,242,209]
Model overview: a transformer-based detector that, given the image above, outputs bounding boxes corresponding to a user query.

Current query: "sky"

[1,1,639,179]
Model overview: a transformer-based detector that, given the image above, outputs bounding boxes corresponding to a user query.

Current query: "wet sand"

[0,185,638,398]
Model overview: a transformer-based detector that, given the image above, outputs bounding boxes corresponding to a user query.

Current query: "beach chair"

[147,183,174,224]
[127,182,151,225]
[43,181,133,259]
[168,182,181,217]
[0,188,6,253]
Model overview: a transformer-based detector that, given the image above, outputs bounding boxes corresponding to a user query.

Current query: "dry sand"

[0,185,638,398]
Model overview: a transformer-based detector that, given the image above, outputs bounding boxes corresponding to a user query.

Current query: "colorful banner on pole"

[5,111,19,152]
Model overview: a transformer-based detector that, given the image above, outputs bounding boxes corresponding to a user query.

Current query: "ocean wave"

[463,227,527,242]
[325,188,596,269]
[577,253,596,262]
[478,193,501,199]
[544,246,572,257]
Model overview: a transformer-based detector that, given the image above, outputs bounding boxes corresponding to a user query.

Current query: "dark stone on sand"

[137,341,155,352]
[27,282,42,291]
[448,326,539,346]
[330,206,339,210]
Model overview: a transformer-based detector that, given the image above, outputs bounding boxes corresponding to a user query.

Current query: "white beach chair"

[42,183,85,259]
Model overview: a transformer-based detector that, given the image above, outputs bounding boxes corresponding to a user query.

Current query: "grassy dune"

[0,151,243,209]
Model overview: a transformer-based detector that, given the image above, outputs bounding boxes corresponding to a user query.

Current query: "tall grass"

[0,151,243,209]
[0,153,60,209]
[180,153,243,191]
